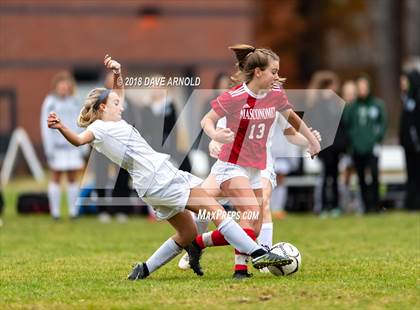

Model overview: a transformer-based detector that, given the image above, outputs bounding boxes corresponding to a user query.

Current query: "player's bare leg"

[258,178,274,273]
[128,211,198,280]
[259,178,274,248]
[178,174,222,270]
[185,186,292,276]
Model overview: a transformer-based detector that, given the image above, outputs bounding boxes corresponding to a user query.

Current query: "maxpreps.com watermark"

[197,209,259,221]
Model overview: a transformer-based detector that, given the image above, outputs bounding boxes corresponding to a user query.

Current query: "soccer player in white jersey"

[186,44,321,279]
[46,55,293,280]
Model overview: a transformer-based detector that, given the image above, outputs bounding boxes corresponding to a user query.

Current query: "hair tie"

[245,48,256,59]
[93,89,111,110]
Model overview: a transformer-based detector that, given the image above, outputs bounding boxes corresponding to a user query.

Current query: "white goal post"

[0,128,45,186]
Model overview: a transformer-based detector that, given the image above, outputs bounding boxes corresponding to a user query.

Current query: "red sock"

[195,230,229,249]
[195,228,256,252]
[234,228,256,272]
[243,228,256,240]
[195,235,205,249]
[210,230,229,246]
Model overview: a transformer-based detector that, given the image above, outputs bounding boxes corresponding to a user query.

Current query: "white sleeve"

[276,112,291,130]
[40,95,54,158]
[86,121,105,143]
[216,117,227,129]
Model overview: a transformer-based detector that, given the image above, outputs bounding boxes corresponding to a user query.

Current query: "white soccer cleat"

[178,252,190,270]
[260,267,270,273]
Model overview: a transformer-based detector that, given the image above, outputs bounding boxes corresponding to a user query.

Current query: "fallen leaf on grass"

[259,294,272,301]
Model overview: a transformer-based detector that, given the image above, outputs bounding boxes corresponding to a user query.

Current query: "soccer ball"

[268,242,301,276]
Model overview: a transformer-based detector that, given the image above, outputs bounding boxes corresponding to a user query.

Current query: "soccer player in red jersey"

[188,44,321,279]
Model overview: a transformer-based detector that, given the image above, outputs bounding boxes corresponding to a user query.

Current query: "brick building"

[0,0,260,160]
[1,0,417,168]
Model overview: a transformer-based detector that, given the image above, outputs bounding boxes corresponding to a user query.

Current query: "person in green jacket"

[343,75,387,213]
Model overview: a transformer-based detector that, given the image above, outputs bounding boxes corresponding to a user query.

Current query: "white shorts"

[210,160,262,190]
[142,162,203,221]
[261,166,276,189]
[260,151,276,189]
[273,157,299,175]
[48,149,84,171]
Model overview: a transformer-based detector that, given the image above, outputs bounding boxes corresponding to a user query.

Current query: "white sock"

[258,222,273,248]
[234,251,250,271]
[67,182,79,217]
[234,253,249,266]
[271,185,287,211]
[193,212,210,234]
[217,217,261,255]
[201,232,214,247]
[145,238,183,274]
[48,182,61,218]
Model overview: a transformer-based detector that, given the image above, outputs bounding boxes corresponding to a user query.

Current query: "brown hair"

[229,44,283,84]
[77,88,106,127]
[52,71,76,95]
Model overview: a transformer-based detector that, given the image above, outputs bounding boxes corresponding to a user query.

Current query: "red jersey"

[211,83,292,169]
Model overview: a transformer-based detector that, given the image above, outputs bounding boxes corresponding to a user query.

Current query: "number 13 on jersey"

[248,123,266,140]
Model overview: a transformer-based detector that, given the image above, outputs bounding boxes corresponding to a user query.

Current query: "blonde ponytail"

[77,88,106,127]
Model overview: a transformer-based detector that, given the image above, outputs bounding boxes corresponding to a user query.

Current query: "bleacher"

[285,146,406,211]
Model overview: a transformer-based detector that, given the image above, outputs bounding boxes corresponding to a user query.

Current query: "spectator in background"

[343,74,387,213]
[308,71,345,217]
[339,80,359,212]
[139,84,191,172]
[195,73,231,168]
[399,70,420,210]
[269,115,303,219]
[40,72,84,220]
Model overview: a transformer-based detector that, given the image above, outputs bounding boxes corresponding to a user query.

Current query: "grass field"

[1,182,419,309]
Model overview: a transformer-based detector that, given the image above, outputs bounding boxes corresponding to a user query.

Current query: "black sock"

[174,240,183,249]
[250,248,267,259]
[143,262,150,278]
[191,239,201,251]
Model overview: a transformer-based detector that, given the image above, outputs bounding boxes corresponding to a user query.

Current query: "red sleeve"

[273,88,293,111]
[210,91,234,117]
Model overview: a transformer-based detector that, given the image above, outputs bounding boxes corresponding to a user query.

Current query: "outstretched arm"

[281,109,321,157]
[284,127,322,146]
[104,54,124,101]
[47,112,94,146]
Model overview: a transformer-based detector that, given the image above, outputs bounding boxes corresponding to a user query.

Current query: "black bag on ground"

[285,185,315,212]
[17,193,50,214]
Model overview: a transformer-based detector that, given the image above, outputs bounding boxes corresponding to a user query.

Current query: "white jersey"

[41,94,86,170]
[270,113,301,159]
[87,120,171,197]
[41,94,83,156]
